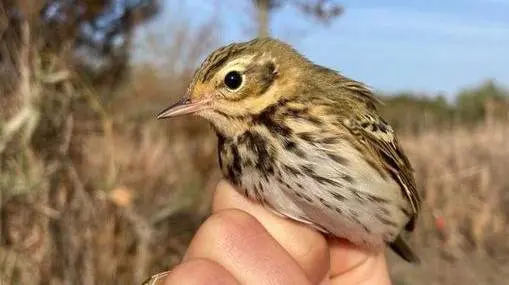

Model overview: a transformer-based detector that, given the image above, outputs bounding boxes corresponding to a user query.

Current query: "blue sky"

[146,0,509,97]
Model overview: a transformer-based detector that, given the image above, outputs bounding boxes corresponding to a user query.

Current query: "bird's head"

[157,38,309,136]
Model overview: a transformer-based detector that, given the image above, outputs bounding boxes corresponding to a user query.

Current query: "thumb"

[327,238,391,285]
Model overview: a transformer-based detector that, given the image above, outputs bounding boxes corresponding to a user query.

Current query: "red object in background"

[434,213,448,245]
[435,215,446,232]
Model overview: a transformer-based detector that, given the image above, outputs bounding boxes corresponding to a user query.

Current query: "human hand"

[159,180,392,285]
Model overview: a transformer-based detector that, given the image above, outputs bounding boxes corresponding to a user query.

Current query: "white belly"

[236,137,411,249]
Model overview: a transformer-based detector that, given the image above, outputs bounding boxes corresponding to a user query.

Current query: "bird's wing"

[344,113,421,231]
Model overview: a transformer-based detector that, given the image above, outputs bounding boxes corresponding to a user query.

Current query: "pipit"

[157,38,421,264]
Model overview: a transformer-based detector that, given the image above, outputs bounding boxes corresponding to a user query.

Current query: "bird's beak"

[157,96,210,119]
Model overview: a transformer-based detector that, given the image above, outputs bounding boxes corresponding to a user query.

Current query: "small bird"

[157,38,421,263]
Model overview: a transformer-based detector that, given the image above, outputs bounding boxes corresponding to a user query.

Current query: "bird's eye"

[224,71,243,90]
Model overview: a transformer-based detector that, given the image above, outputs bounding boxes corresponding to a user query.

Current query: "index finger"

[212,180,330,285]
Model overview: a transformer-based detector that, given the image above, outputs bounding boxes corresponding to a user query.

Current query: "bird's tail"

[389,235,420,263]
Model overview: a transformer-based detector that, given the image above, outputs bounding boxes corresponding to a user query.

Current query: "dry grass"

[389,122,509,284]
[0,12,221,284]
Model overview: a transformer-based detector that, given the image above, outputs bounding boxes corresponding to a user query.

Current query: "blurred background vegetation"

[1,0,508,284]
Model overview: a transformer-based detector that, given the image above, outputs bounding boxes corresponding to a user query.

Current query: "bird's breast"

[216,126,413,247]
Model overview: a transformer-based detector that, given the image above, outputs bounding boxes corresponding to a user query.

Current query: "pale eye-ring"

[224,71,243,90]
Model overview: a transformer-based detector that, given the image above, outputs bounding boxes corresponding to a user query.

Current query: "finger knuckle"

[200,209,265,245]
[166,258,235,285]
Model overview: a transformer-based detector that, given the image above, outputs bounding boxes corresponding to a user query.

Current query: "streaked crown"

[157,38,313,134]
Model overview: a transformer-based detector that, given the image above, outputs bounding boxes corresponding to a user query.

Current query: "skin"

[163,180,392,285]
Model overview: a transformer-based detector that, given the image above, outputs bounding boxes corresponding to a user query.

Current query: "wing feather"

[345,112,421,231]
